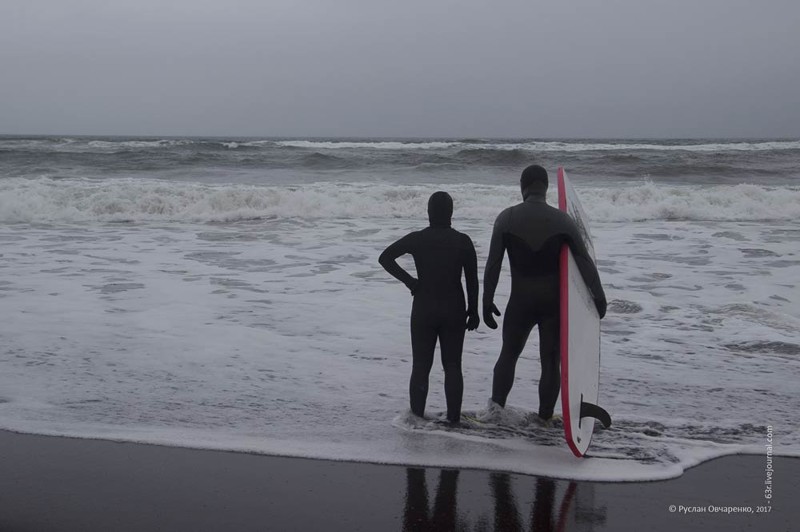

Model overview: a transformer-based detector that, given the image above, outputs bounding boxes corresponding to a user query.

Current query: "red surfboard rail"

[558,166,583,458]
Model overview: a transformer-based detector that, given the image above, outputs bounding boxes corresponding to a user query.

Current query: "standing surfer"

[379,191,480,425]
[483,165,607,422]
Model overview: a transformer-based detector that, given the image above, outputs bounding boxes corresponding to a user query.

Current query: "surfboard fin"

[580,402,612,428]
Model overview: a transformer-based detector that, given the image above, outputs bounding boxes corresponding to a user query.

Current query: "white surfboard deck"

[558,167,602,457]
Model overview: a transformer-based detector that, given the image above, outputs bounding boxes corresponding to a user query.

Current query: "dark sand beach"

[0,430,796,531]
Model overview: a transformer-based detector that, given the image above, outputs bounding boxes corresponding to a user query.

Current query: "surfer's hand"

[595,297,607,319]
[406,278,419,296]
[466,309,480,331]
[483,302,501,329]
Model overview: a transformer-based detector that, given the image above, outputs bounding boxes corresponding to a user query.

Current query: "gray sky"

[2,0,799,138]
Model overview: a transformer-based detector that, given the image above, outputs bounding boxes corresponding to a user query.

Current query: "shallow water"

[2,135,798,479]
[1,214,797,480]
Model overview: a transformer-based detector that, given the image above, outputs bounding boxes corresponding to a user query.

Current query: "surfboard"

[557,167,610,457]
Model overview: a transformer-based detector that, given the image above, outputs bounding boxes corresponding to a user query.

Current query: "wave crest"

[4,138,799,154]
[454,148,532,166]
[1,178,798,224]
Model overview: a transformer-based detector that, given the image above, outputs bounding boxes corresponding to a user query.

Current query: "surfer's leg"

[491,473,523,531]
[439,319,465,423]
[531,477,557,529]
[431,470,459,529]
[537,314,561,420]
[491,300,535,407]
[410,309,437,418]
[403,468,430,529]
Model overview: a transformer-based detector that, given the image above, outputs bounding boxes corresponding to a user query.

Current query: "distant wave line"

[2,138,799,154]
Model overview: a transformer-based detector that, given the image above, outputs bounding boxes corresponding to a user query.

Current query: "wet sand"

[0,429,796,531]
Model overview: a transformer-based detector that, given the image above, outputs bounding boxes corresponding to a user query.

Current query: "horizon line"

[1,132,798,141]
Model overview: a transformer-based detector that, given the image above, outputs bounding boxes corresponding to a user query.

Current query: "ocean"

[1,136,798,481]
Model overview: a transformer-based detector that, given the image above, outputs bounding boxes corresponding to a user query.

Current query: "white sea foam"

[85,140,191,150]
[273,139,800,152]
[3,138,799,154]
[1,178,799,224]
[1,135,798,480]
[0,139,192,153]
[484,140,800,152]
[0,217,797,481]
[275,140,462,150]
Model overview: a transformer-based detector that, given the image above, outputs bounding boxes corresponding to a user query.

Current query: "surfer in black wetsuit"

[483,165,607,421]
[379,191,480,425]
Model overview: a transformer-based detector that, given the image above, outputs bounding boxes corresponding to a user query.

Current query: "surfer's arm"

[483,213,507,306]
[463,235,479,315]
[379,233,418,293]
[567,231,607,319]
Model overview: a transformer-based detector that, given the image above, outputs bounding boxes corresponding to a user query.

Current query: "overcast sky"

[1,0,799,138]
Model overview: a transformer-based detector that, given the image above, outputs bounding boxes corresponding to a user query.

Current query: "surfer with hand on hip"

[483,165,607,423]
[379,191,480,426]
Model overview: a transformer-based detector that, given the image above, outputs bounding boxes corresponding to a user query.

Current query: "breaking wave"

[1,178,799,224]
[266,139,800,153]
[2,137,798,181]
[3,137,799,154]
[453,148,532,166]
[274,140,461,150]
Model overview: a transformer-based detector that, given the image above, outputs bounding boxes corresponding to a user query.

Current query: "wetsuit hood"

[520,164,548,200]
[428,191,453,227]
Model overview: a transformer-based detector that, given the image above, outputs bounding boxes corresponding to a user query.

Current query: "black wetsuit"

[379,201,478,424]
[484,195,606,419]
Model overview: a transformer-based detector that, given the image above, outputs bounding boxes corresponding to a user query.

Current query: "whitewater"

[1,136,798,481]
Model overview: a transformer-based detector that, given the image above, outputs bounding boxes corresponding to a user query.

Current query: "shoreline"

[1,429,796,531]
[1,423,790,482]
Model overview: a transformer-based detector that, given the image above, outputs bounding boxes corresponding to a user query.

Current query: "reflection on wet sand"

[403,469,465,531]
[403,468,606,531]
